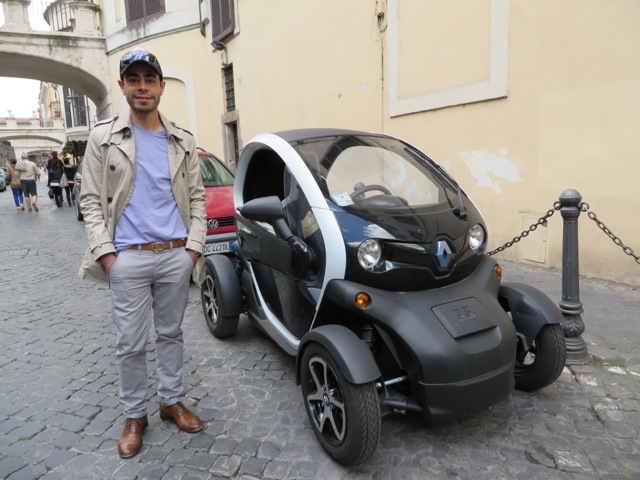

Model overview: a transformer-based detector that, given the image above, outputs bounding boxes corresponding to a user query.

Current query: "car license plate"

[203,241,232,255]
[432,298,496,339]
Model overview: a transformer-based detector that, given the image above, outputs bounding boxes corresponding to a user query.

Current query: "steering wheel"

[350,184,392,199]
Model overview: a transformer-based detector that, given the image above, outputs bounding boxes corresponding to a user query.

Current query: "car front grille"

[207,216,235,230]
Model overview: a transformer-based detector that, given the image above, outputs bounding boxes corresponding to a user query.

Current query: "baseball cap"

[119,48,163,79]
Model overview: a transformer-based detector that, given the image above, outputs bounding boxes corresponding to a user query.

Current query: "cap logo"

[119,48,163,79]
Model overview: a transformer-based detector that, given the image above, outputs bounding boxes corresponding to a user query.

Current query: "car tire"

[300,343,380,466]
[200,260,239,338]
[514,323,566,391]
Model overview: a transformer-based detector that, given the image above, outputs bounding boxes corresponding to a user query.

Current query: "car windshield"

[199,153,234,187]
[290,134,458,211]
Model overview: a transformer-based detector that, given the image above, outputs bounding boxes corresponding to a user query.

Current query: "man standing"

[18,153,40,213]
[78,48,207,459]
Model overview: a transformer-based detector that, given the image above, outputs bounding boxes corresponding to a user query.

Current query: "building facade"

[90,0,640,285]
[2,0,638,283]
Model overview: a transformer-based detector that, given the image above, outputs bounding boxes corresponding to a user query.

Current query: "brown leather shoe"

[159,402,203,433]
[118,416,148,458]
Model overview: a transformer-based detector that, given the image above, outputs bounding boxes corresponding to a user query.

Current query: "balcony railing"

[0,0,99,34]
[0,117,66,129]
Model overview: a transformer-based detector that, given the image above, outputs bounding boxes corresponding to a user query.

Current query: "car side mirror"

[239,195,293,241]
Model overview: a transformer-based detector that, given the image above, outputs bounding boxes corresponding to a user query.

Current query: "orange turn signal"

[354,292,371,309]
[494,263,502,279]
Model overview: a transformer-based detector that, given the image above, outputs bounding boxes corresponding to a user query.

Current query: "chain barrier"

[487,202,560,256]
[487,199,640,265]
[579,202,640,265]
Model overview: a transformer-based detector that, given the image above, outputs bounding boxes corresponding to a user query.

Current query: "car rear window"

[199,154,234,187]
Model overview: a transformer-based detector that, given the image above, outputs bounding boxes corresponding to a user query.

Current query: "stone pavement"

[0,178,638,480]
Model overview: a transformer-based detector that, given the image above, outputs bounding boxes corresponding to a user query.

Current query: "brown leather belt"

[129,239,187,252]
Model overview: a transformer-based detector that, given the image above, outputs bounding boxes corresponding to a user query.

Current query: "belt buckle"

[151,241,165,253]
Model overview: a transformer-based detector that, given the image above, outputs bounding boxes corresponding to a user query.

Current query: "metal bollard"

[558,189,589,365]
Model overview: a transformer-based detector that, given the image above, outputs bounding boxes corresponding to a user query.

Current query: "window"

[63,87,89,128]
[211,0,235,42]
[227,122,240,166]
[221,119,240,170]
[126,0,164,24]
[221,64,240,168]
[223,65,235,112]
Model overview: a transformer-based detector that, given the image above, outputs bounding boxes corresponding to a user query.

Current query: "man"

[78,48,207,459]
[18,153,40,213]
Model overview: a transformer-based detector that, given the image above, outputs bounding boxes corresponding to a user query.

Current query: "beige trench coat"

[78,113,206,285]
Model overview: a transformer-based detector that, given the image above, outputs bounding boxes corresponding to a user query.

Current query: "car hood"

[205,185,234,219]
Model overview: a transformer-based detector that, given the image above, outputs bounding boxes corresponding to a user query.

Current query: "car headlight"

[357,239,382,271]
[469,224,486,251]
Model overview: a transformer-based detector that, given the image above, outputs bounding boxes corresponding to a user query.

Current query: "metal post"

[558,189,589,365]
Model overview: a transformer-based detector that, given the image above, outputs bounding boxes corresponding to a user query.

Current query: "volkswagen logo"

[207,219,219,230]
[434,240,454,269]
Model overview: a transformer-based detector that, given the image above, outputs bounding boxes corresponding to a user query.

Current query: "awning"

[62,136,88,158]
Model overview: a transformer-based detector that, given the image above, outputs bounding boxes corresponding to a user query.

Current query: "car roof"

[197,148,222,159]
[273,128,381,143]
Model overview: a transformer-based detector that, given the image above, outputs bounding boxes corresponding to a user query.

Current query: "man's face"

[118,63,165,114]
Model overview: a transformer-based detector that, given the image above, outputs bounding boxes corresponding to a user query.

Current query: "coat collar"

[109,112,185,142]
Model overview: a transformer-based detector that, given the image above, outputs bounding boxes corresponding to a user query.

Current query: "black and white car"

[201,129,567,465]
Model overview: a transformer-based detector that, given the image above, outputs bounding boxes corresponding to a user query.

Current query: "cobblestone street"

[0,179,639,479]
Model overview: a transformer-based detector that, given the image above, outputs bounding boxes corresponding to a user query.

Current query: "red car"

[198,149,236,256]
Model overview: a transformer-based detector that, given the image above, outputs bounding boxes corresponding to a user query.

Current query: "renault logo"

[435,240,454,269]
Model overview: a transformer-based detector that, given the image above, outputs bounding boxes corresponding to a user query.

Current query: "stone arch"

[0,133,65,144]
[0,30,111,119]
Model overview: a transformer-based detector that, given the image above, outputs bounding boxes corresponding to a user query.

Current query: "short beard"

[126,95,158,114]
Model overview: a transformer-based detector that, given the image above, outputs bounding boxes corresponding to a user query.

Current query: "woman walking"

[62,154,77,207]
[47,151,65,207]
[7,159,25,212]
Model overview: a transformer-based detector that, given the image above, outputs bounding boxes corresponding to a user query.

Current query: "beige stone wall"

[383,0,640,284]
[228,2,384,137]
[99,0,640,284]
[107,29,223,155]
[212,0,638,284]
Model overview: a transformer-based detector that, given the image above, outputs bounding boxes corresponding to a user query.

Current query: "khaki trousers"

[108,248,194,417]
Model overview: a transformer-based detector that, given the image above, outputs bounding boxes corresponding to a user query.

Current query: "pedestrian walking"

[18,153,41,213]
[62,154,77,207]
[78,48,207,459]
[47,151,65,207]
[7,159,25,212]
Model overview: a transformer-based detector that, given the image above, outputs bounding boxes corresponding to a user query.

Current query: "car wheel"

[200,261,239,338]
[515,323,566,391]
[300,343,380,466]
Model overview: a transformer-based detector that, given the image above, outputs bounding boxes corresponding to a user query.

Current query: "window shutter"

[77,96,88,127]
[126,0,165,24]
[127,0,144,22]
[63,87,73,128]
[211,0,235,42]
[146,0,163,16]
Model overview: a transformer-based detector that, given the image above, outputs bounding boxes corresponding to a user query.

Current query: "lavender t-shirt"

[114,123,188,251]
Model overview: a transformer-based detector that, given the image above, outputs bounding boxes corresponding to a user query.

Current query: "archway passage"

[0,31,111,119]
